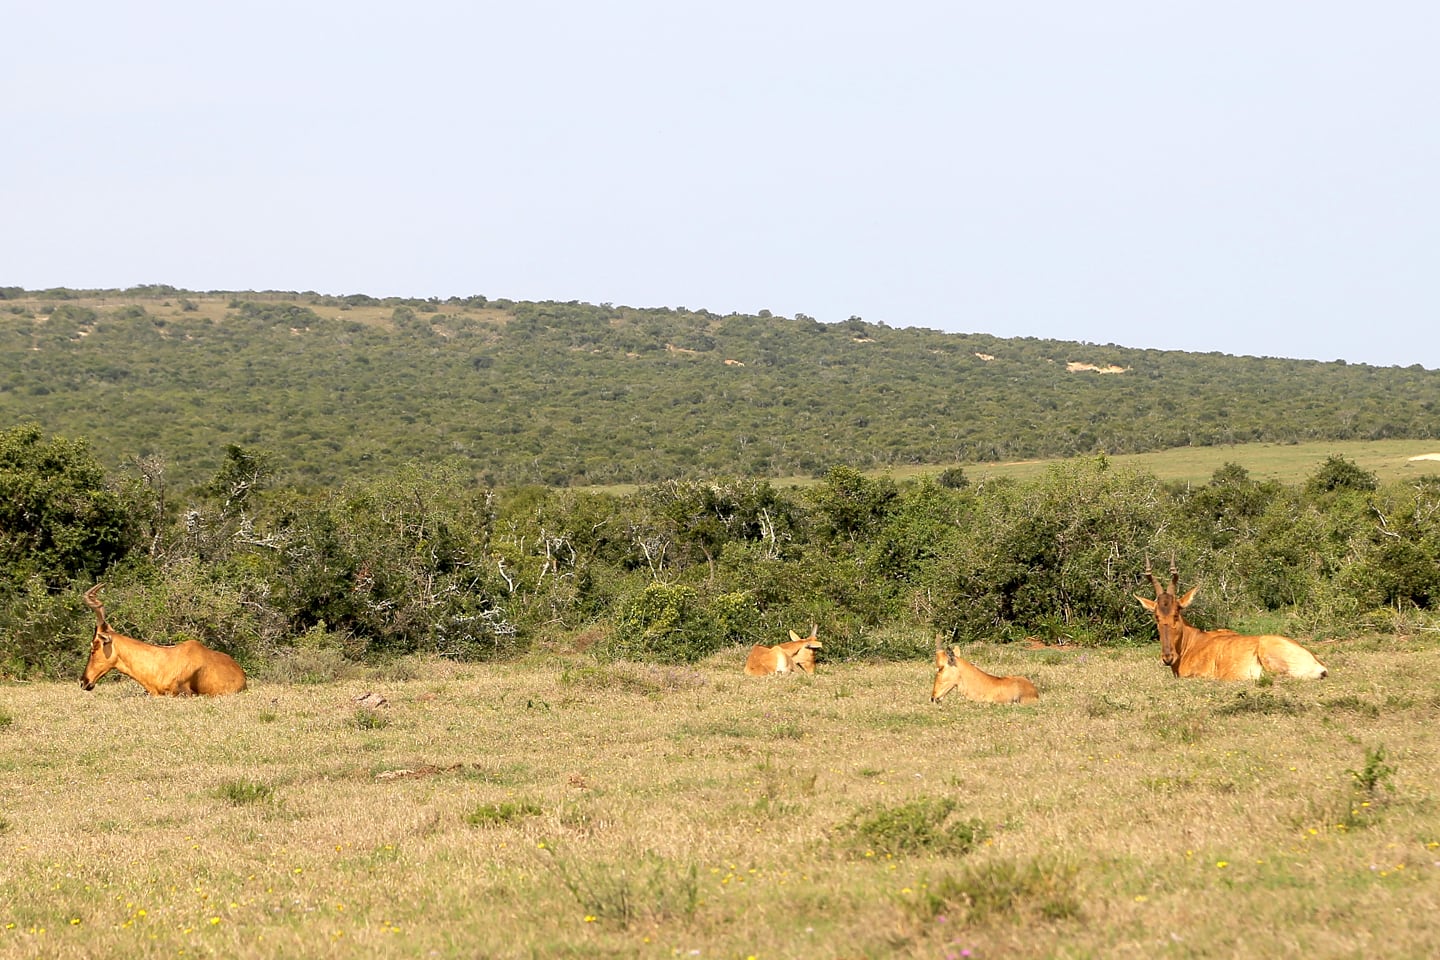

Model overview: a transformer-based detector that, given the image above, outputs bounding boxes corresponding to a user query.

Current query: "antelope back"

[743,643,790,677]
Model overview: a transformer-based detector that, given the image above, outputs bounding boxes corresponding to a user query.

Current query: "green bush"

[0,575,92,679]
[840,796,988,858]
[595,583,747,664]
[0,425,136,585]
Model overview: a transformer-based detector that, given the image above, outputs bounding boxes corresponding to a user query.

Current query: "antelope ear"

[101,635,114,658]
[788,630,803,643]
[1178,586,1200,608]
[1135,594,1158,612]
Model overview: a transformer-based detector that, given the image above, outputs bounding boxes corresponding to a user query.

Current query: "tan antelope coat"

[743,626,822,677]
[1136,561,1327,681]
[930,647,1039,704]
[79,584,247,696]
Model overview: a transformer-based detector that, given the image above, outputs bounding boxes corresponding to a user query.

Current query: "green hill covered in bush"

[3,286,1435,488]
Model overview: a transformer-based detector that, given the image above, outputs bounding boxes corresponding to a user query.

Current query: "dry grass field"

[586,440,1440,497]
[884,439,1440,490]
[2,638,1439,959]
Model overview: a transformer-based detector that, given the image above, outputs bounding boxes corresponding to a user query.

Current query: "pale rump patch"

[743,626,822,677]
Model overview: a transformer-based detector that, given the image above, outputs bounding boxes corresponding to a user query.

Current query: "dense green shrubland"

[3,425,1438,680]
[3,288,1439,489]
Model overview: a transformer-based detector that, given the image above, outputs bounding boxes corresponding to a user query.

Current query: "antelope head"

[930,646,960,702]
[1134,555,1198,667]
[79,583,117,690]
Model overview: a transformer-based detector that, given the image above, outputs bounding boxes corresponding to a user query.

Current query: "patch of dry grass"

[2,640,1438,958]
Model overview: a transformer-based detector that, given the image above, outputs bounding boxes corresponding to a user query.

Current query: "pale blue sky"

[4,1,1437,367]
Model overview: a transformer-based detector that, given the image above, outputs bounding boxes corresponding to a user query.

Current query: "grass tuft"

[464,800,543,827]
[1348,744,1396,802]
[560,664,661,694]
[840,796,988,858]
[1216,690,1306,716]
[541,847,699,928]
[352,707,390,730]
[1322,694,1381,717]
[910,858,1083,925]
[1303,744,1400,833]
[215,779,273,806]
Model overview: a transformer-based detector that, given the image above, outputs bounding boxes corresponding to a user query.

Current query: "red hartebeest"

[79,584,248,696]
[1135,557,1327,681]
[930,646,1039,704]
[743,625,822,677]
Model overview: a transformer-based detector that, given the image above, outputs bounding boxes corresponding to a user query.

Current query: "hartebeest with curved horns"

[79,584,247,696]
[1135,557,1327,681]
[930,646,1039,705]
[743,625,822,677]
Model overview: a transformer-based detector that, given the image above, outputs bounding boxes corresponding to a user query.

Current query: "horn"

[83,583,108,628]
[1169,553,1179,594]
[1144,555,1162,596]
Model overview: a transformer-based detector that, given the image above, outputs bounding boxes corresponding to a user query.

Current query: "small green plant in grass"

[464,800,543,827]
[910,858,1082,925]
[1348,745,1396,801]
[540,846,699,927]
[352,707,389,730]
[216,779,273,806]
[1309,744,1399,832]
[1321,695,1381,718]
[840,796,988,858]
[1151,711,1208,744]
[1216,690,1306,716]
[559,664,662,694]
[1085,694,1131,717]
[0,814,11,834]
[0,706,12,730]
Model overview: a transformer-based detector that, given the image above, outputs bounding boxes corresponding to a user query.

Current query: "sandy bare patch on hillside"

[974,352,995,361]
[1066,361,1128,374]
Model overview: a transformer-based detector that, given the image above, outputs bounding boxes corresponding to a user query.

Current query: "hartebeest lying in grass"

[743,625,822,677]
[930,646,1039,705]
[1135,557,1328,681]
[79,584,247,696]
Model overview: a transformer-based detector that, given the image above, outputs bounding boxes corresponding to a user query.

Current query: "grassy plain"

[877,439,1440,490]
[959,439,1440,488]
[3,639,1439,959]
[588,439,1440,497]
